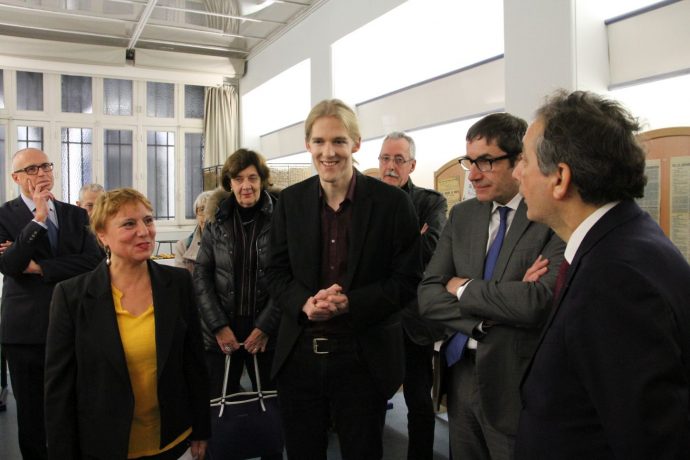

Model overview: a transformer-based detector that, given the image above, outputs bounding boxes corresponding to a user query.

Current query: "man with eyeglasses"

[379,132,447,460]
[0,148,101,460]
[418,113,564,460]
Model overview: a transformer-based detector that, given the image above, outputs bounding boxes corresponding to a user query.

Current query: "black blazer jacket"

[516,200,690,459]
[45,260,211,460]
[267,171,422,398]
[0,196,102,344]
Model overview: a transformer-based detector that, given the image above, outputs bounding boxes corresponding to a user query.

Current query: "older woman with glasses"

[45,188,210,460]
[193,150,281,419]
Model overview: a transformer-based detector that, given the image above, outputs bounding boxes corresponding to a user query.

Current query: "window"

[61,128,93,204]
[17,126,44,150]
[0,125,5,203]
[147,130,175,219]
[17,71,43,111]
[104,129,133,189]
[147,82,174,118]
[184,132,204,218]
[185,85,204,119]
[104,78,133,116]
[0,69,4,108]
[62,75,93,113]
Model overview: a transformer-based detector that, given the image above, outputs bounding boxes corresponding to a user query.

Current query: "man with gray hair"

[379,131,447,460]
[75,183,105,217]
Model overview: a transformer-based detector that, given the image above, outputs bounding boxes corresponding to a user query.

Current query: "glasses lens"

[458,159,471,171]
[476,159,491,172]
[25,165,39,175]
[40,163,54,172]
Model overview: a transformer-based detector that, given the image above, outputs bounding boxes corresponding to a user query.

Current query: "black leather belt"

[300,335,358,355]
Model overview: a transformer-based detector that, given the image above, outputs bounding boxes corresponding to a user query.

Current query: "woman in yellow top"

[45,188,210,460]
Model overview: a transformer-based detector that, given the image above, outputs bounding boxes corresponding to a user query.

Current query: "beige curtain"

[203,84,238,167]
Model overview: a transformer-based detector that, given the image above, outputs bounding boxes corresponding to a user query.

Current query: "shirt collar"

[20,193,55,214]
[564,201,619,263]
[492,193,522,213]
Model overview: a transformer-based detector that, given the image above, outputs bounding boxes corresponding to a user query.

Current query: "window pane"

[0,70,4,108]
[185,133,204,219]
[185,85,204,118]
[104,129,133,189]
[62,75,93,113]
[17,126,44,150]
[147,130,175,219]
[17,71,43,111]
[147,82,174,118]
[104,78,133,116]
[61,128,93,204]
[0,125,5,203]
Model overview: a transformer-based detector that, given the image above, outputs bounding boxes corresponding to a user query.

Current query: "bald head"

[11,148,54,197]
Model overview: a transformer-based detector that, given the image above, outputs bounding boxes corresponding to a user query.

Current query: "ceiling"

[0,0,319,59]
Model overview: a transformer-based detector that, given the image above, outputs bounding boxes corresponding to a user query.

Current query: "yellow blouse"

[112,286,191,458]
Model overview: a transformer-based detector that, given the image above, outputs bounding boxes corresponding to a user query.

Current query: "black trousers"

[402,333,436,460]
[4,343,48,460]
[277,334,388,460]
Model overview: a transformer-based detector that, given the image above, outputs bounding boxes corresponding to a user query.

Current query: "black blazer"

[0,196,102,344]
[45,260,211,460]
[267,171,422,398]
[516,200,690,459]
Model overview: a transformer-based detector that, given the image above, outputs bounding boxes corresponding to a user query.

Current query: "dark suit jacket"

[44,261,211,460]
[0,196,102,344]
[418,197,565,435]
[267,171,422,398]
[516,200,690,460]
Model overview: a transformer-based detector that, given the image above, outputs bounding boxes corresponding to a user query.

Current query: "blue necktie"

[445,206,510,367]
[46,216,59,254]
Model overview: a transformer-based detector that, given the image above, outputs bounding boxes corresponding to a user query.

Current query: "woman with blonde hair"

[45,187,210,460]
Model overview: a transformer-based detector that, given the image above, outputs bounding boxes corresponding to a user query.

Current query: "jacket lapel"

[84,262,130,385]
[492,199,530,281]
[468,201,492,278]
[148,260,177,379]
[344,173,372,291]
[299,178,322,291]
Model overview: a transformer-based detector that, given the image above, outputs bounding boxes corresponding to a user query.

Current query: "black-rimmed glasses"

[13,162,54,175]
[457,154,514,172]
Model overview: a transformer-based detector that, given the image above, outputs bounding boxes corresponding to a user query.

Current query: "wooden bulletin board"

[637,127,690,261]
[434,158,466,212]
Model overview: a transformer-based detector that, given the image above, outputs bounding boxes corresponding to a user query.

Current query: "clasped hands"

[215,326,268,355]
[302,283,349,321]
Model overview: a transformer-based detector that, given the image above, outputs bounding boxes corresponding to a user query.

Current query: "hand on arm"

[24,259,43,275]
[523,255,549,282]
[0,240,11,254]
[420,223,429,235]
[446,277,470,296]
[215,326,240,354]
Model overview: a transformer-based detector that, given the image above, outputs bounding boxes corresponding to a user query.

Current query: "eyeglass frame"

[457,154,516,172]
[378,155,414,166]
[13,162,54,175]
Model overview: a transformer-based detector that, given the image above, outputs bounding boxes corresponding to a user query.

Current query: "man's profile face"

[11,148,54,197]
[465,137,519,205]
[77,190,103,216]
[513,119,554,224]
[379,138,416,188]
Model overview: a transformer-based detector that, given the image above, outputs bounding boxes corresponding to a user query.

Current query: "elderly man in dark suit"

[379,131,447,460]
[418,113,565,460]
[267,99,421,459]
[513,90,690,459]
[0,148,102,460]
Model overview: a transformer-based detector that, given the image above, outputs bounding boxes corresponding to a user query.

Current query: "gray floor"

[0,380,450,460]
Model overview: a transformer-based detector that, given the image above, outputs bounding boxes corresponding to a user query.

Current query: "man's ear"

[409,159,417,174]
[552,163,572,200]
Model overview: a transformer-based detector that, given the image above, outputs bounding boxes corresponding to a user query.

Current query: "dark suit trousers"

[448,352,514,460]
[277,334,388,460]
[402,333,435,460]
[4,344,48,460]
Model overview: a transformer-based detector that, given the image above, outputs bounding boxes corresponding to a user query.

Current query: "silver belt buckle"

[313,337,329,354]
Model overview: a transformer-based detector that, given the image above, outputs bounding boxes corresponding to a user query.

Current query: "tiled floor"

[0,381,450,460]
